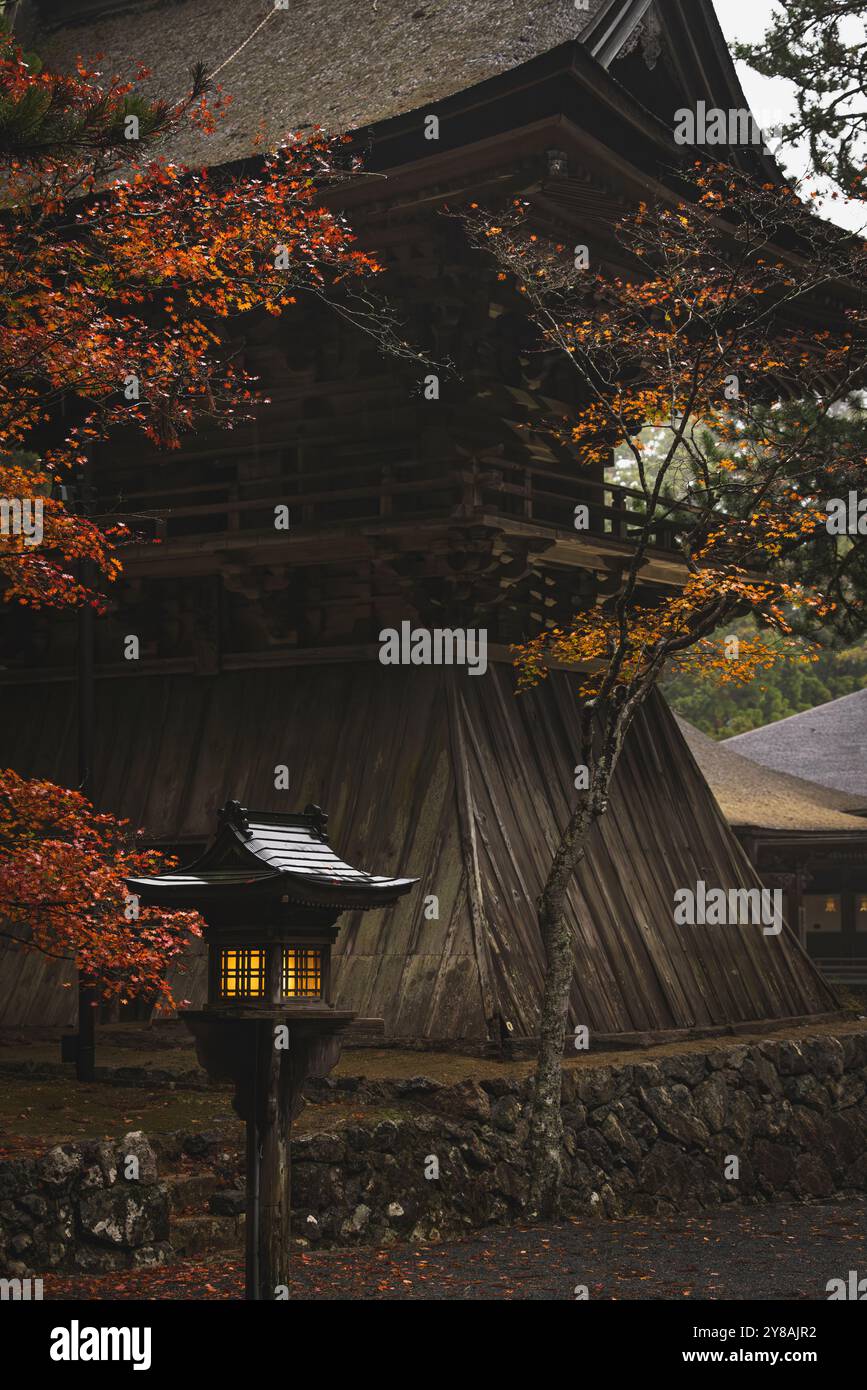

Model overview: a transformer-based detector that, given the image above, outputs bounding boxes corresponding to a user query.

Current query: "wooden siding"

[0,664,837,1035]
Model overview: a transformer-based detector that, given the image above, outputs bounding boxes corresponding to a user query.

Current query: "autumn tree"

[463,164,867,1215]
[731,6,867,640]
[0,30,402,999]
[0,770,200,1008]
[0,27,401,609]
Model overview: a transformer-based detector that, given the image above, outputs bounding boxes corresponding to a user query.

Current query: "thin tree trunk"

[526,743,621,1216]
[526,884,575,1217]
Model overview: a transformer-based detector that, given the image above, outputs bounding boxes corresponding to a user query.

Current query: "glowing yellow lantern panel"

[126,803,417,1012]
[220,948,266,999]
[282,947,322,1000]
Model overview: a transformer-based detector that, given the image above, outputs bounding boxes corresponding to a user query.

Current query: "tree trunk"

[526,886,575,1217]
[526,689,643,1217]
[526,768,615,1216]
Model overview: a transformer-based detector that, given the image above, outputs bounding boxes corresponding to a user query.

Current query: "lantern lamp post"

[126,799,416,1299]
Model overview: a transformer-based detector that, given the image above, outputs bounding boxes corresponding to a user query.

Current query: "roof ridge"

[674,713,867,832]
[724,685,867,743]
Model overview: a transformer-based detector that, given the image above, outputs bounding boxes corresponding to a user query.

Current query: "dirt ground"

[2,1010,866,1077]
[1,1016,866,1157]
[42,1197,867,1301]
[0,1074,401,1158]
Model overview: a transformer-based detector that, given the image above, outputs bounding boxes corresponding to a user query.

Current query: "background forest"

[610,434,867,737]
[661,619,867,737]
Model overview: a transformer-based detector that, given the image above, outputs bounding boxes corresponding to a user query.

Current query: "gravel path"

[44,1198,867,1300]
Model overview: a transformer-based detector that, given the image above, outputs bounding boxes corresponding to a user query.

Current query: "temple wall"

[0,664,838,1036]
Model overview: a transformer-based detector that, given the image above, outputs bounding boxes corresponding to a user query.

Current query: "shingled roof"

[723,690,867,805]
[127,799,417,910]
[33,1,593,164]
[34,0,735,172]
[677,715,867,834]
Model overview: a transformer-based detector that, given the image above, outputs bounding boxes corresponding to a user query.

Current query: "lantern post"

[127,799,416,1299]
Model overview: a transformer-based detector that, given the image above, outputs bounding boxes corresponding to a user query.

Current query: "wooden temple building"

[719,696,867,982]
[680,718,867,985]
[0,0,841,1039]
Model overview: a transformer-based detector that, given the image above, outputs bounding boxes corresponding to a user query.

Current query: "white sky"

[714,0,867,233]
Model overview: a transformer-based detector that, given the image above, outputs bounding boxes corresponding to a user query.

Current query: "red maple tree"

[0,770,200,1006]
[0,32,391,998]
[0,30,389,608]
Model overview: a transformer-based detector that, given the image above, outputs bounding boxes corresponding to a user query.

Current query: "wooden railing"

[96,453,684,554]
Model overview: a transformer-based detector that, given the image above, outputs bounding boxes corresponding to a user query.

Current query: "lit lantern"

[126,798,416,1301]
[127,799,416,1016]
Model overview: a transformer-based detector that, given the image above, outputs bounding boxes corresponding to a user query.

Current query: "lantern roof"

[126,800,417,912]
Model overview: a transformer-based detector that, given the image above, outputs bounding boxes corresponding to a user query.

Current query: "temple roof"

[34,0,767,174]
[35,0,612,164]
[127,799,417,910]
[723,690,867,805]
[677,715,867,835]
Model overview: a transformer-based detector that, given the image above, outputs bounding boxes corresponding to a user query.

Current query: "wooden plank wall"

[0,664,837,1035]
[459,671,837,1034]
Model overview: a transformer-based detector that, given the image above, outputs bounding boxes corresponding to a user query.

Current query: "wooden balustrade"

[96,454,684,553]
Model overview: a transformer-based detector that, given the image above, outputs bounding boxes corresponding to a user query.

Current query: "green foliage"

[0,29,206,163]
[734,2,867,199]
[614,397,867,645]
[732,396,867,644]
[662,616,867,737]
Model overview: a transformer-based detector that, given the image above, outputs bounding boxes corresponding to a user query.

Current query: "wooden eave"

[127,810,417,912]
[663,0,785,189]
[329,48,685,226]
[322,43,858,333]
[735,827,867,849]
[324,20,784,218]
[107,510,688,588]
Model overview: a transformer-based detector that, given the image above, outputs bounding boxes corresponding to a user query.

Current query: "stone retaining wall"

[2,1031,866,1271]
[0,1133,169,1276]
[290,1031,867,1246]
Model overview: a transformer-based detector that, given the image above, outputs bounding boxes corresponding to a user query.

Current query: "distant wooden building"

[0,0,840,1039]
[680,717,867,985]
[724,698,867,983]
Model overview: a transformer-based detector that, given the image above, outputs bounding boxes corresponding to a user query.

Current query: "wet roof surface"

[40,0,612,165]
[678,714,867,833]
